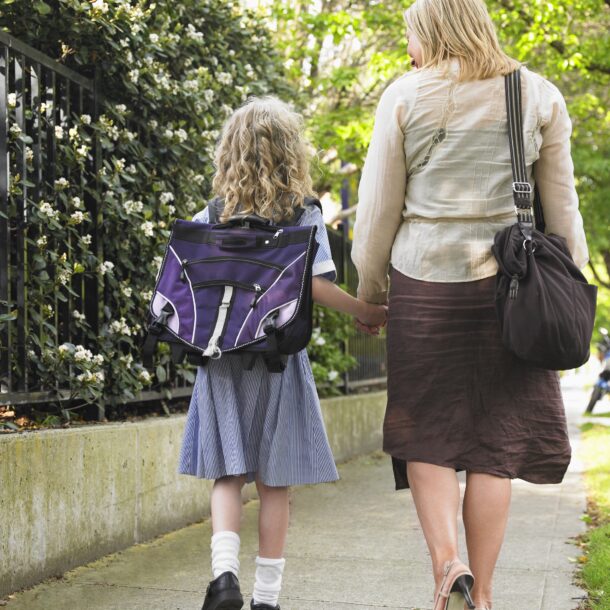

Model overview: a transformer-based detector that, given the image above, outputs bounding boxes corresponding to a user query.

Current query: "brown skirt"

[385,266,571,490]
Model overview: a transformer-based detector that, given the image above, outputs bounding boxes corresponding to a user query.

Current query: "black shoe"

[250,601,280,610]
[201,571,244,610]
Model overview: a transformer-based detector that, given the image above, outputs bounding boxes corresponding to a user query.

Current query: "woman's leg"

[407,461,462,586]
[462,472,512,609]
[252,479,290,608]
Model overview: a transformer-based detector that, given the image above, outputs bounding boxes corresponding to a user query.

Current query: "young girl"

[177,96,387,610]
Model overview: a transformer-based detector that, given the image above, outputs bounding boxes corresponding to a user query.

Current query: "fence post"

[340,167,350,394]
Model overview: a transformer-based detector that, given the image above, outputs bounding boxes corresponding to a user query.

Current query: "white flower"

[9,124,22,137]
[167,205,175,215]
[123,130,136,142]
[36,235,48,248]
[109,316,132,336]
[138,369,152,383]
[141,289,153,301]
[25,147,34,162]
[71,196,82,208]
[72,309,86,321]
[58,344,71,356]
[55,125,64,139]
[327,370,339,381]
[7,93,17,108]
[158,220,166,229]
[113,157,125,172]
[81,234,92,245]
[315,335,326,346]
[123,199,144,214]
[121,285,133,298]
[149,119,158,129]
[140,221,154,237]
[164,128,174,139]
[186,24,204,42]
[175,128,187,142]
[68,126,79,140]
[69,211,85,225]
[184,79,199,92]
[98,260,115,275]
[74,345,94,363]
[119,38,130,48]
[128,69,140,84]
[93,354,104,366]
[54,177,69,190]
[153,255,163,270]
[149,33,159,43]
[76,144,89,158]
[115,104,127,114]
[217,72,233,86]
[80,114,92,125]
[159,192,174,204]
[39,201,59,220]
[91,0,109,13]
[203,89,215,104]
[221,104,232,117]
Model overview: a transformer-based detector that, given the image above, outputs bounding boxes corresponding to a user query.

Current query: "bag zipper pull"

[509,274,519,299]
[180,258,188,282]
[250,283,262,308]
[273,228,283,239]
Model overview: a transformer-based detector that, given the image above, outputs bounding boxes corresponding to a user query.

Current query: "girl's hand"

[357,302,388,328]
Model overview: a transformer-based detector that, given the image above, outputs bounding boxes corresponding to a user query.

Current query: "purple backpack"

[142,198,322,372]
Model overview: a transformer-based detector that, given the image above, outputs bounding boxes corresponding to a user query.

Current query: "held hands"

[355,301,388,336]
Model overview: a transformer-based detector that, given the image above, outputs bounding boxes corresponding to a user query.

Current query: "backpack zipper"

[180,256,283,282]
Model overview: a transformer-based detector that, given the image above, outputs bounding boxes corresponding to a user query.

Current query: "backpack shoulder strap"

[284,196,322,226]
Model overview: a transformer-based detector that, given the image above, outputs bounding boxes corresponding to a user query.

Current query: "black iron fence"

[0,31,386,414]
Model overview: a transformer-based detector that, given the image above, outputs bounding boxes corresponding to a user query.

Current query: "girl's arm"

[312,276,387,328]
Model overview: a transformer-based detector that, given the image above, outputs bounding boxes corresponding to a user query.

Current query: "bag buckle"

[512,181,532,194]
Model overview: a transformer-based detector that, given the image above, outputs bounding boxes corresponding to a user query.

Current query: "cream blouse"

[351,60,590,304]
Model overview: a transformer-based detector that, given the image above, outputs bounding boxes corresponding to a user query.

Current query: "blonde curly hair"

[212,96,315,223]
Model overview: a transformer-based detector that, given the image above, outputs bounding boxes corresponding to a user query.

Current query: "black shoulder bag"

[491,69,597,371]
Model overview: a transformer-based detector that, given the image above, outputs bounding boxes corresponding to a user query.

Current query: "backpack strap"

[206,197,224,224]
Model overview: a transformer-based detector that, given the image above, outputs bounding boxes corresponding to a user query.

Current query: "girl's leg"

[211,474,248,533]
[462,472,511,609]
[252,478,290,608]
[407,461,462,587]
[209,475,247,579]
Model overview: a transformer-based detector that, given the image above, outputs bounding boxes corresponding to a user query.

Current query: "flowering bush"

[0,0,290,418]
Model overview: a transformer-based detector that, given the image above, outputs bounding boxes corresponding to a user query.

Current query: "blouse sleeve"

[351,81,408,304]
[534,81,590,269]
[306,206,337,283]
[191,207,209,223]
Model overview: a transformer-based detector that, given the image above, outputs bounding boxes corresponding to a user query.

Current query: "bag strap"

[505,70,548,239]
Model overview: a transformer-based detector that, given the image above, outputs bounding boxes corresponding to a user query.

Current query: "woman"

[351,1,590,609]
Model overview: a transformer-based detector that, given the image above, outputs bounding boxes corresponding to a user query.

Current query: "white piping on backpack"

[203,285,234,358]
[233,251,306,346]
[169,245,197,343]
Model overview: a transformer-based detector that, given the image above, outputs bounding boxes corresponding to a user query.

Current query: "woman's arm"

[312,276,387,328]
[351,81,409,304]
[534,81,589,269]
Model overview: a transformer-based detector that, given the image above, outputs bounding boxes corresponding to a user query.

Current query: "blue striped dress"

[177,203,340,486]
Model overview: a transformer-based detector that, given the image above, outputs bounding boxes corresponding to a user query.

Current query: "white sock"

[210,531,240,579]
[252,556,286,607]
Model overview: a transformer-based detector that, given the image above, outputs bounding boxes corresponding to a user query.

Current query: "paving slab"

[4,375,590,610]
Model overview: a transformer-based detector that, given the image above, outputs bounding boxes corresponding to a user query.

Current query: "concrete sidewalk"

[4,378,591,610]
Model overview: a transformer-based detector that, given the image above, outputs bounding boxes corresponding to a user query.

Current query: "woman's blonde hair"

[404,0,520,81]
[212,96,314,223]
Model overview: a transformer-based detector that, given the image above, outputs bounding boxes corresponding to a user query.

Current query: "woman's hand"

[355,302,388,335]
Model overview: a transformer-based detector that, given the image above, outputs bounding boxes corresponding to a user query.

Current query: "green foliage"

[309,290,358,397]
[579,423,610,609]
[0,0,287,416]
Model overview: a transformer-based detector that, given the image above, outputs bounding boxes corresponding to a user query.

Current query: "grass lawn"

[579,422,610,610]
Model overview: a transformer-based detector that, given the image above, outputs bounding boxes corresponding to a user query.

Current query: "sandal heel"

[452,574,475,609]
